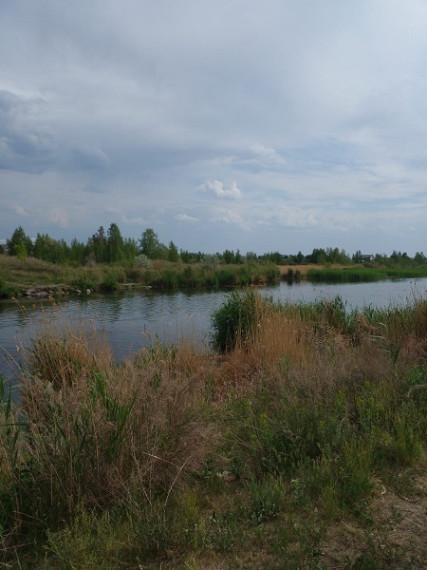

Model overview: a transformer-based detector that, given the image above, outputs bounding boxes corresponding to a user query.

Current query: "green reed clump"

[0,278,19,299]
[211,290,261,353]
[307,267,383,283]
[263,264,281,284]
[153,268,180,289]
[308,266,427,283]
[178,266,204,288]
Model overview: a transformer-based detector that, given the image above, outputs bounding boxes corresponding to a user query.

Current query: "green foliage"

[0,277,19,299]
[308,266,427,283]
[263,264,280,284]
[308,268,382,283]
[245,477,285,524]
[211,290,259,352]
[100,271,120,292]
[155,269,180,289]
[216,268,237,287]
[7,226,33,258]
[33,233,70,263]
[168,240,180,262]
[71,272,98,292]
[179,266,202,288]
[140,228,168,259]
[106,222,125,263]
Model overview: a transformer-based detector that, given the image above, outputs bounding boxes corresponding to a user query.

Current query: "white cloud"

[249,145,286,168]
[199,180,242,199]
[175,213,198,223]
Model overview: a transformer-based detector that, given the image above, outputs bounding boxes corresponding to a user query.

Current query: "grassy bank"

[2,256,427,300]
[0,292,426,568]
[0,256,280,298]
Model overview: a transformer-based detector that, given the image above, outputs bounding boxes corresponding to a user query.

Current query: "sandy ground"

[321,471,427,568]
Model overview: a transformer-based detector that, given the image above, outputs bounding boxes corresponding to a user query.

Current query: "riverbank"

[0,255,283,299]
[1,293,426,568]
[3,255,426,301]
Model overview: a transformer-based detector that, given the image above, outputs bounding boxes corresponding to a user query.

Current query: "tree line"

[2,224,426,268]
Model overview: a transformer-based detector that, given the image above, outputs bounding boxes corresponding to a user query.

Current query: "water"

[1,278,426,390]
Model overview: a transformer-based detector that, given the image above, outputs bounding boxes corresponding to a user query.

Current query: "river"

[1,278,426,393]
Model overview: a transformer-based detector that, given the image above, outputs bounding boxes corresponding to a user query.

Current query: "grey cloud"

[1,1,426,255]
[70,146,110,172]
[0,90,57,172]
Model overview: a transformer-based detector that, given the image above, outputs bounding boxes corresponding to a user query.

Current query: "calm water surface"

[1,278,426,391]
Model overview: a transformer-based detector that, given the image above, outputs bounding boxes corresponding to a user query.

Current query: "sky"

[1,0,426,256]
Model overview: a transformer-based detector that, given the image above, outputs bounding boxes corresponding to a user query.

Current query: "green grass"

[308,266,427,283]
[0,255,281,299]
[0,293,426,568]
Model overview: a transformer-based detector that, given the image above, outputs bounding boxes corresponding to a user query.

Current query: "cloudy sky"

[1,0,426,256]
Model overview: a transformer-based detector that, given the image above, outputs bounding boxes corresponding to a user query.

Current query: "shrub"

[201,254,219,270]
[0,278,19,299]
[216,268,237,288]
[100,272,119,292]
[135,254,152,269]
[212,290,260,352]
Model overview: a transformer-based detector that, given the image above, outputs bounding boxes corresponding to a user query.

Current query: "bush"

[201,254,219,270]
[212,290,260,352]
[0,278,19,299]
[100,272,119,292]
[135,254,152,269]
[216,268,237,288]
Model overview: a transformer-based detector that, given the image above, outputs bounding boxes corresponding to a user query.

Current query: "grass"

[0,255,281,299]
[0,293,426,568]
[308,266,427,283]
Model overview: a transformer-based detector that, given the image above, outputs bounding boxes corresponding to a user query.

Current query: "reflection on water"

[1,278,426,385]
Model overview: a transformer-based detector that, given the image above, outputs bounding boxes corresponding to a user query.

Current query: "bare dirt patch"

[321,472,427,569]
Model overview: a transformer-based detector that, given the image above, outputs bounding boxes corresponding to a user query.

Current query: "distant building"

[359,254,374,263]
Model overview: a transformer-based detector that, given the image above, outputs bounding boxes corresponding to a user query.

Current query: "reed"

[308,266,427,283]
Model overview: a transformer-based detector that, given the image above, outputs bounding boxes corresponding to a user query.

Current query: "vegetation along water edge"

[0,290,425,568]
[1,224,426,299]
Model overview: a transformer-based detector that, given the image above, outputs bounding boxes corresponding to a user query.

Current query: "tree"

[308,248,327,264]
[88,226,107,263]
[33,233,70,263]
[413,251,427,266]
[69,238,87,264]
[168,241,180,262]
[123,238,139,262]
[222,249,235,264]
[7,226,33,258]
[106,223,124,263]
[295,251,305,264]
[140,228,160,259]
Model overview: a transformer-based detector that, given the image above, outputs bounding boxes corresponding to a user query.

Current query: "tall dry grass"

[1,315,216,553]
